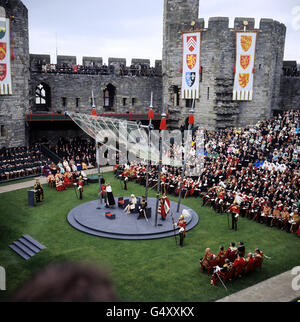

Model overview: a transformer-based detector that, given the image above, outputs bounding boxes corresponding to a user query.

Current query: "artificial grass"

[0,172,299,302]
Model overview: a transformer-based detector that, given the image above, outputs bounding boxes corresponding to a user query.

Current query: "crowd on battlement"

[37,62,161,77]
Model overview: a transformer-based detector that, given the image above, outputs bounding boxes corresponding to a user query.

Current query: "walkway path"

[0,166,113,194]
[217,269,300,302]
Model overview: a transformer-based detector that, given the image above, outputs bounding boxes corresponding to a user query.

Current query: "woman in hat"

[124,194,137,214]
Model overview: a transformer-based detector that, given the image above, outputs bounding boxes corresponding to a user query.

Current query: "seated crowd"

[0,145,48,182]
[44,159,88,192]
[200,242,264,287]
[117,110,300,236]
[39,62,161,77]
[47,136,97,170]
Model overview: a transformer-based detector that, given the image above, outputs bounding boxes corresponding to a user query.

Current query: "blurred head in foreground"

[11,262,118,302]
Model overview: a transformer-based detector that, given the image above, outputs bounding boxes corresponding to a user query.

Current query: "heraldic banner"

[0,17,12,95]
[233,32,257,101]
[181,32,201,100]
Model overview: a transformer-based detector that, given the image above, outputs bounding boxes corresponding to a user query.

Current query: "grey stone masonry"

[0,0,30,148]
[162,0,287,130]
[279,76,300,111]
[30,72,162,116]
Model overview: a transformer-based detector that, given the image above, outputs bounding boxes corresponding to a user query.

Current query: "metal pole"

[155,104,167,227]
[145,120,152,201]
[141,92,154,202]
[177,99,195,213]
[155,135,163,227]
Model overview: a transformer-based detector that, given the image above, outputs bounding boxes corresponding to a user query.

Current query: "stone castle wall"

[279,76,300,111]
[0,0,29,148]
[163,0,287,130]
[29,54,162,115]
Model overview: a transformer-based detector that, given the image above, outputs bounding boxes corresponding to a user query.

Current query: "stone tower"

[163,0,286,130]
[0,0,29,148]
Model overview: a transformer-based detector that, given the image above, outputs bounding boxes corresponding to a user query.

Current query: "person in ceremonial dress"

[158,193,170,221]
[175,214,187,247]
[74,176,84,200]
[34,179,44,202]
[105,183,116,208]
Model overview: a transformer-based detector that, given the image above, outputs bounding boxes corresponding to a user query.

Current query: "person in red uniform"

[176,214,187,247]
[233,253,246,278]
[158,193,170,221]
[200,248,216,272]
[75,176,84,200]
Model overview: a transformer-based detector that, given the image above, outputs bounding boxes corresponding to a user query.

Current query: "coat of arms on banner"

[241,36,252,52]
[187,36,197,52]
[0,43,6,61]
[240,55,251,70]
[238,73,250,88]
[0,21,6,40]
[0,63,7,81]
[186,72,196,87]
[186,54,197,70]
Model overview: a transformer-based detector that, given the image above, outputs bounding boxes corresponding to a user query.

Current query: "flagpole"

[155,102,167,227]
[177,98,195,213]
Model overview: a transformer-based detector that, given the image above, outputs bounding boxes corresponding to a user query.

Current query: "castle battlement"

[30,54,162,71]
[192,16,286,34]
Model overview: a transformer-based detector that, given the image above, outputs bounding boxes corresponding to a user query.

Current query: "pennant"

[182,32,201,99]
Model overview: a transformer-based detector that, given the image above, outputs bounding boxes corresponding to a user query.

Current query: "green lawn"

[0,172,299,302]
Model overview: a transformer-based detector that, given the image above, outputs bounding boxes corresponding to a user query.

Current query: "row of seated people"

[46,136,97,170]
[200,242,264,287]
[0,145,48,182]
[40,63,161,77]
[42,158,93,178]
[202,186,300,234]
[47,169,88,191]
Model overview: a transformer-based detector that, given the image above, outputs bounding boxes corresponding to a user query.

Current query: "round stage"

[67,197,199,240]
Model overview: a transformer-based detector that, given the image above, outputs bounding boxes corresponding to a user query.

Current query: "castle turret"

[163,0,287,130]
[0,0,30,148]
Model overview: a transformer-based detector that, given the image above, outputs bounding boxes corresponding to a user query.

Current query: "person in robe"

[34,179,44,202]
[137,196,148,220]
[105,183,115,208]
[158,193,170,221]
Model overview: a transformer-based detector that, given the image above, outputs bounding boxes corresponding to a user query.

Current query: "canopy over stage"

[67,197,199,240]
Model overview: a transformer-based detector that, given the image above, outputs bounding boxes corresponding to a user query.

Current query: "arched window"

[103,84,116,112]
[35,83,51,111]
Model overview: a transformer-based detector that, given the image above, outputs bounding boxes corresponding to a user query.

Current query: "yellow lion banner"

[233,32,257,101]
[241,36,252,52]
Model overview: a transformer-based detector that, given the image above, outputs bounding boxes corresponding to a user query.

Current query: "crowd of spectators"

[46,136,97,169]
[0,145,48,182]
[200,242,264,287]
[119,110,300,235]
[39,63,161,77]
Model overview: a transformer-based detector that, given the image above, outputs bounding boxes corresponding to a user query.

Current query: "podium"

[28,190,35,207]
